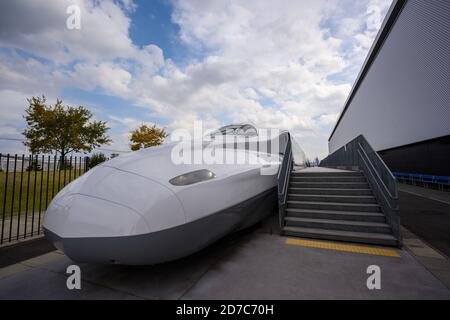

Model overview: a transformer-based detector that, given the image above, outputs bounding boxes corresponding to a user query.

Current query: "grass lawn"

[0,169,86,217]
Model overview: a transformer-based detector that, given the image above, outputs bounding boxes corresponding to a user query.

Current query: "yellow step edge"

[285,238,400,257]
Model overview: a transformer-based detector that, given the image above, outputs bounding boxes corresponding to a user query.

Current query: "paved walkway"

[0,216,449,299]
[398,183,450,205]
[398,183,450,258]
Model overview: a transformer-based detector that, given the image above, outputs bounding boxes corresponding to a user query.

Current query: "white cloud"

[72,63,132,95]
[319,113,340,126]
[119,0,138,13]
[0,0,133,63]
[0,89,31,120]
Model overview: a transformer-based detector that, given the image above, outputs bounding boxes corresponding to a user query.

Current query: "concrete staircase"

[282,170,398,246]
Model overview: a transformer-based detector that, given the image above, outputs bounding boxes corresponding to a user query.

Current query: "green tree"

[88,152,108,169]
[26,158,42,172]
[23,96,111,167]
[130,124,168,151]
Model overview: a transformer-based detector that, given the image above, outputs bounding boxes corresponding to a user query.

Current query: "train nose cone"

[43,194,151,263]
[43,165,186,264]
[44,193,151,239]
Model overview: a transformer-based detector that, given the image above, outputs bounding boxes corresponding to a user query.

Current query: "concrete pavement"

[398,184,450,257]
[0,237,55,268]
[398,183,450,205]
[0,217,449,299]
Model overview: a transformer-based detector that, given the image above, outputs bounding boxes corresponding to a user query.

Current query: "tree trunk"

[59,150,66,170]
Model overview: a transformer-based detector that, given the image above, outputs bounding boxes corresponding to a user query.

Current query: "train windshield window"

[241,125,258,137]
[210,124,258,137]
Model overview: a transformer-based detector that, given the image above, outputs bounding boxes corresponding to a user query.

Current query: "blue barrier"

[393,171,450,188]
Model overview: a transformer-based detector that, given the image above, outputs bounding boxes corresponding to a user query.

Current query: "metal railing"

[0,154,90,245]
[320,135,401,245]
[277,133,293,231]
[394,171,450,192]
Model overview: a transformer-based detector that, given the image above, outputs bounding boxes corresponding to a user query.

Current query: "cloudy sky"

[0,0,392,159]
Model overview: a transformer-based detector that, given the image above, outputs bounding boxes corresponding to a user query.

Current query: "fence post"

[8,155,18,241]
[16,155,25,240]
[24,154,31,239]
[1,154,10,244]
[31,154,38,236]
[45,155,50,210]
[37,155,45,235]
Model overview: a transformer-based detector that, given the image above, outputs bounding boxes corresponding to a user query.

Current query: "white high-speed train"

[44,124,291,265]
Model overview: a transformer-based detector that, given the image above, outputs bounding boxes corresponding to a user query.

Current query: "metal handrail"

[357,143,398,201]
[357,149,397,210]
[320,135,401,246]
[357,139,398,198]
[277,134,293,230]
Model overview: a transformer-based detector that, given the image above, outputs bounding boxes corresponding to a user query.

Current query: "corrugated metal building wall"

[328,0,450,175]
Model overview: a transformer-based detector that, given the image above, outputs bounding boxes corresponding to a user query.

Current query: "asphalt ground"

[0,217,448,299]
[398,186,450,257]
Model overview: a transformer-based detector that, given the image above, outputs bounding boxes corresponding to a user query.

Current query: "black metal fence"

[0,154,90,245]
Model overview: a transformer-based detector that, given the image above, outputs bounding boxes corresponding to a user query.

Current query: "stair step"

[284,217,391,234]
[288,188,373,196]
[287,201,381,212]
[285,208,386,222]
[288,194,377,204]
[290,182,369,189]
[282,226,398,246]
[291,172,362,177]
[291,176,367,183]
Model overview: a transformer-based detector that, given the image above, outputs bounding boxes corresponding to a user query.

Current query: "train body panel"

[43,125,287,265]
